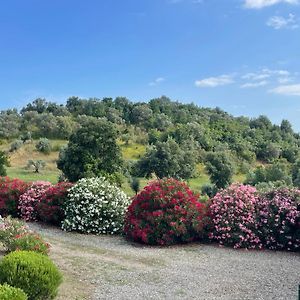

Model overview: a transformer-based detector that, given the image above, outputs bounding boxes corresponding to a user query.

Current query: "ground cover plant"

[0,216,50,254]
[124,178,207,245]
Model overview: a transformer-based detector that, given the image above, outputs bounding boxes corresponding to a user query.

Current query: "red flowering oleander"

[0,177,29,217]
[124,178,207,245]
[36,182,73,226]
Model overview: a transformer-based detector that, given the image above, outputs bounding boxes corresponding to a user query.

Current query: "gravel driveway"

[29,223,300,300]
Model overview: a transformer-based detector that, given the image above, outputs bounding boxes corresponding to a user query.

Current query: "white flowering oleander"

[62,177,130,234]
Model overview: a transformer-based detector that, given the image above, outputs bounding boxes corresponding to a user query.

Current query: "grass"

[1,139,246,194]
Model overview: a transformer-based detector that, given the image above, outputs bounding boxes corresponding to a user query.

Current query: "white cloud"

[270,83,300,95]
[195,74,234,88]
[149,77,165,86]
[267,14,299,29]
[242,72,271,80]
[244,0,299,9]
[241,80,269,88]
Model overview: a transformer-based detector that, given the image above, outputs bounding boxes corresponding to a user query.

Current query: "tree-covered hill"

[1,96,300,192]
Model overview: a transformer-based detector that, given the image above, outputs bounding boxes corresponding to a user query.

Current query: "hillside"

[1,96,299,193]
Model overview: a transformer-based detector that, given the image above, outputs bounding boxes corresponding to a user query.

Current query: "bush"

[18,181,52,221]
[8,232,50,255]
[9,139,23,152]
[0,217,50,254]
[208,184,262,249]
[257,188,300,251]
[37,182,73,225]
[124,178,207,245]
[0,251,62,300]
[35,138,52,154]
[0,283,28,300]
[62,177,130,234]
[0,177,28,217]
[0,216,28,250]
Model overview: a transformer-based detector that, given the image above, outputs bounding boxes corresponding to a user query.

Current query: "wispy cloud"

[149,77,165,86]
[267,14,299,29]
[244,0,299,9]
[270,83,300,95]
[195,74,234,88]
[241,80,269,88]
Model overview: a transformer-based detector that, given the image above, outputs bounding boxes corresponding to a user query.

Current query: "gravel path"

[30,223,300,300]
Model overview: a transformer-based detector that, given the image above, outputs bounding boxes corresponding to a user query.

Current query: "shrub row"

[0,176,299,251]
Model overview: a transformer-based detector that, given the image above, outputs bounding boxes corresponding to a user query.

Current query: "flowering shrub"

[124,178,207,245]
[62,177,130,234]
[8,232,50,255]
[18,181,52,221]
[256,188,300,251]
[36,182,73,226]
[208,184,262,249]
[0,177,28,217]
[0,216,28,249]
[0,216,50,254]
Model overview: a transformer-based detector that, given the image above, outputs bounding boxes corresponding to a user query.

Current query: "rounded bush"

[208,184,262,249]
[257,188,300,251]
[0,283,28,300]
[0,177,28,217]
[35,138,52,154]
[37,182,73,225]
[18,181,52,221]
[62,177,130,234]
[124,178,207,245]
[0,251,62,300]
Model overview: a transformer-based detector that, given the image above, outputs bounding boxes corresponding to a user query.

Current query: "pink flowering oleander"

[208,184,263,249]
[18,181,52,221]
[256,188,300,251]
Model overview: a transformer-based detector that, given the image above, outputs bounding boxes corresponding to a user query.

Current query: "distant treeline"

[1,96,299,164]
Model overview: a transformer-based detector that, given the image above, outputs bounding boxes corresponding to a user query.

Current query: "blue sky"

[0,0,300,130]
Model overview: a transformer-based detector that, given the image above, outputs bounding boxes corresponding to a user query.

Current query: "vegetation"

[57,118,123,182]
[0,251,62,300]
[62,177,130,234]
[124,178,207,245]
[0,283,28,300]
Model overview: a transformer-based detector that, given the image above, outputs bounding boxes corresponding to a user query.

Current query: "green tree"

[0,151,8,176]
[27,159,46,173]
[204,151,235,188]
[135,139,196,179]
[57,118,123,182]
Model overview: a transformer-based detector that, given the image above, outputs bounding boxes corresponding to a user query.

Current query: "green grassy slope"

[1,139,245,195]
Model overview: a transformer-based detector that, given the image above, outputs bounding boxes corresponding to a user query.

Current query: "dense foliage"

[18,181,52,221]
[0,151,8,176]
[62,177,130,234]
[0,283,28,300]
[0,251,62,300]
[208,184,262,249]
[0,177,28,217]
[57,118,123,182]
[37,182,73,225]
[257,188,300,251]
[0,217,50,255]
[124,178,207,245]
[1,96,300,185]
